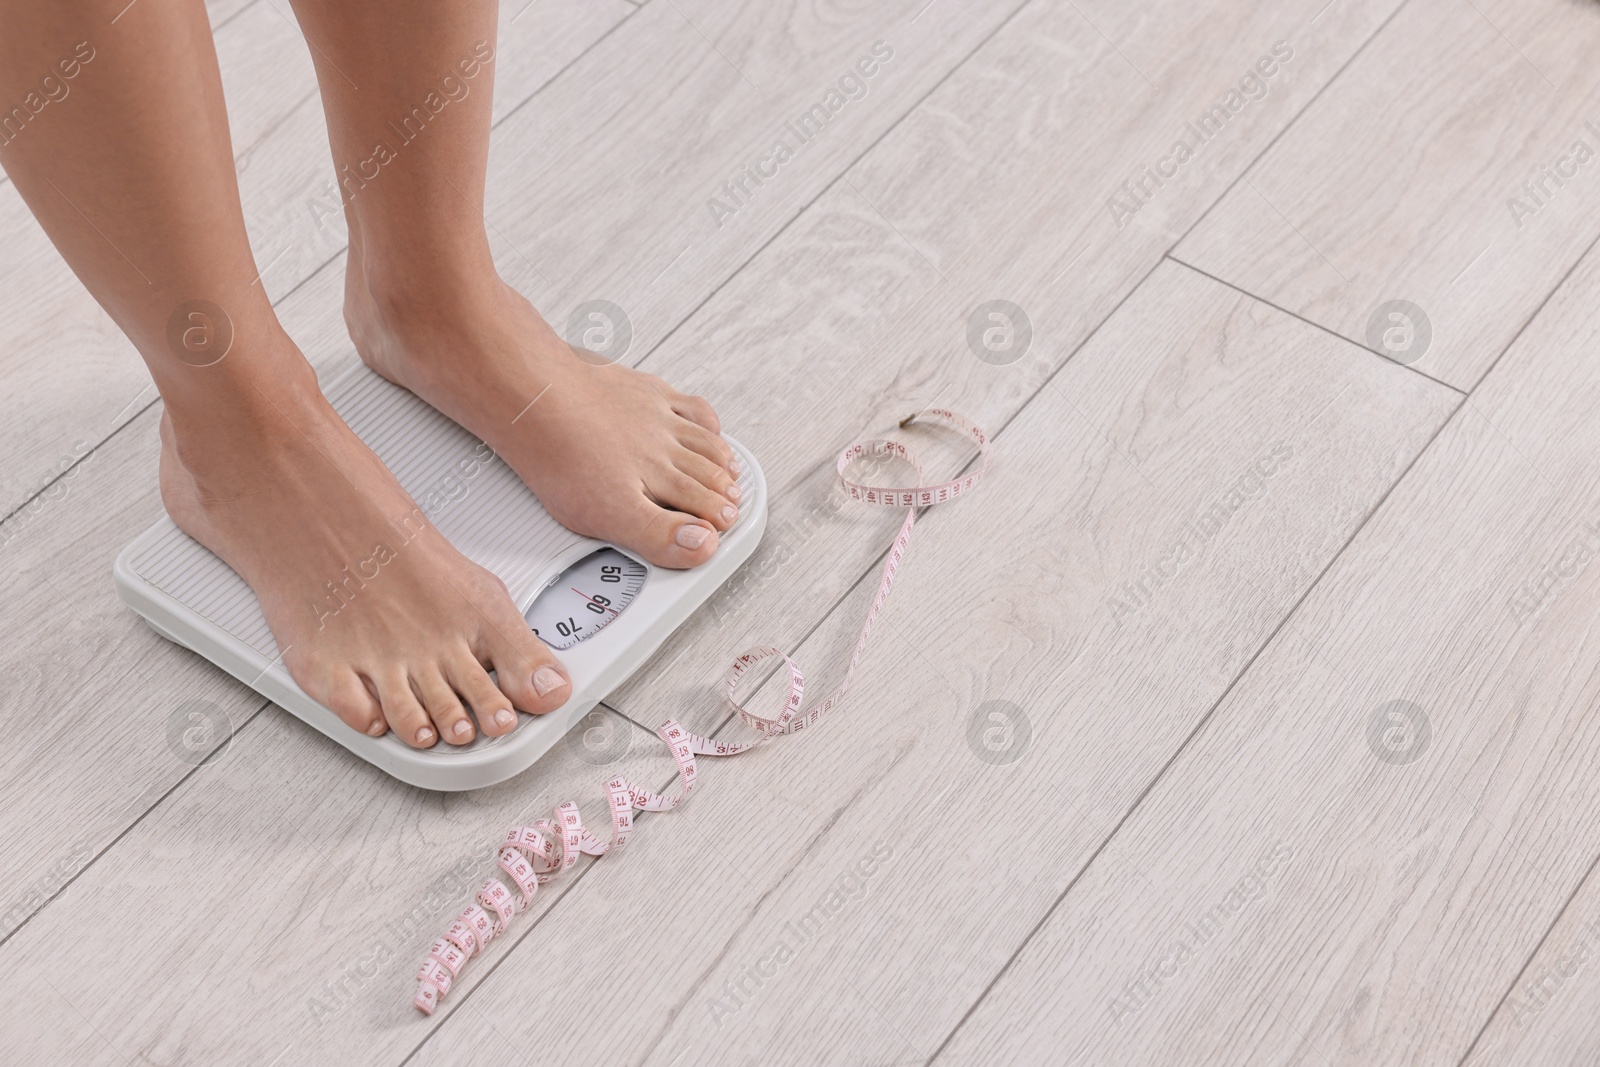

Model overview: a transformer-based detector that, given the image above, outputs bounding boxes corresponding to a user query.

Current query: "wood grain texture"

[0,254,369,952]
[212,1,318,163]
[0,249,342,943]
[461,0,1028,366]
[938,230,1600,1066]
[0,697,668,1066]
[0,0,1415,1060]
[410,261,1456,1066]
[1173,0,1600,391]
[596,0,1409,734]
[0,0,1034,944]
[0,0,633,522]
[0,399,267,946]
[0,0,1551,1064]
[1466,862,1600,1065]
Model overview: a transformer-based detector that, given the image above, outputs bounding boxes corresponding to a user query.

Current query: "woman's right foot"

[157,342,570,748]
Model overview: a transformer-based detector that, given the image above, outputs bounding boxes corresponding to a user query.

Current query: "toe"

[373,669,438,748]
[321,670,387,737]
[669,390,722,435]
[625,495,719,569]
[678,421,738,473]
[675,449,739,504]
[444,650,526,732]
[481,625,570,717]
[415,667,475,745]
[461,579,571,719]
[650,468,738,531]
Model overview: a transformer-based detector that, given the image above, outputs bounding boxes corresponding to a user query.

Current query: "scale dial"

[525,548,648,650]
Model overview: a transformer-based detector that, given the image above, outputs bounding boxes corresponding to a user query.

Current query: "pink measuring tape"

[413,409,989,1014]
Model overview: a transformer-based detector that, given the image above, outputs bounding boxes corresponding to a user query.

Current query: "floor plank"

[1173,0,1600,391]
[0,0,1452,1061]
[937,226,1600,1065]
[600,0,1410,732]
[0,697,667,1066]
[1465,856,1600,1065]
[0,408,266,945]
[410,261,1456,1065]
[212,1,318,163]
[0,0,1386,957]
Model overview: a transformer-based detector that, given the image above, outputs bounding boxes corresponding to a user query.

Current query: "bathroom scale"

[113,361,767,792]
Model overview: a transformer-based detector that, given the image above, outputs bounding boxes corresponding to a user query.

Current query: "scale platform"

[114,362,766,791]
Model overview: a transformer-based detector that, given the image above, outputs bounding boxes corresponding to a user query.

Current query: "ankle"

[345,238,511,331]
[160,341,328,477]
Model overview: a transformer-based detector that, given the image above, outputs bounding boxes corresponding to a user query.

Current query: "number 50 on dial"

[525,548,648,650]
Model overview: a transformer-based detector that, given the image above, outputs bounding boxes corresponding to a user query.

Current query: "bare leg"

[0,0,570,747]
[285,0,743,570]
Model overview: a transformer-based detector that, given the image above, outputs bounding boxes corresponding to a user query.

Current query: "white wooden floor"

[5,0,1600,1063]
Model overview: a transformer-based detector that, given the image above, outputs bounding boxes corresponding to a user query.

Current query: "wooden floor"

[6,0,1600,1062]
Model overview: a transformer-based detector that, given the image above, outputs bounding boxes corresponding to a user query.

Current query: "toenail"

[676,524,710,549]
[720,504,737,523]
[495,709,517,729]
[367,720,387,737]
[452,720,473,740]
[417,727,435,744]
[729,457,742,473]
[726,484,742,503]
[533,665,566,696]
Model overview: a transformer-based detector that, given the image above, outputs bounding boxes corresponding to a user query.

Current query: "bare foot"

[345,273,740,570]
[158,341,571,748]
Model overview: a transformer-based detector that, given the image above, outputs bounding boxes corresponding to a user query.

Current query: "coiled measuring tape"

[413,409,989,1014]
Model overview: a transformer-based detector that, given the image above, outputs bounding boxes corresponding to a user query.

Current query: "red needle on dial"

[571,588,620,616]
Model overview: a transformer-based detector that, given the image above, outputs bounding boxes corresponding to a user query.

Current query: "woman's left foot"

[345,269,741,569]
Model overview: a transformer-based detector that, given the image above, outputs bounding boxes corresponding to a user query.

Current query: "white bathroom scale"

[113,361,766,792]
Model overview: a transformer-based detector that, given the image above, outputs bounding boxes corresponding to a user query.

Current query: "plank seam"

[1166,252,1467,396]
[0,698,274,955]
[924,387,1465,1065]
[408,1,1428,1055]
[1455,846,1600,1066]
[399,0,1059,1053]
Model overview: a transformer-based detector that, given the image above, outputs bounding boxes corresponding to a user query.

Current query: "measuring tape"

[413,409,989,1014]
